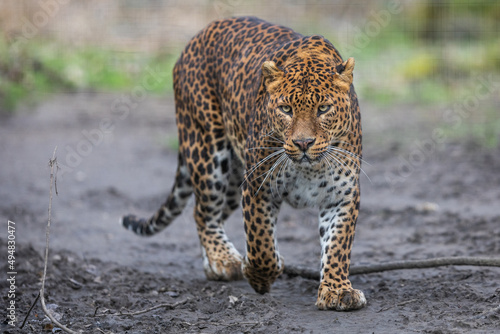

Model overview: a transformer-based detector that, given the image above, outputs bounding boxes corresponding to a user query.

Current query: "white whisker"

[320,152,338,185]
[329,142,372,166]
[241,149,285,189]
[324,151,350,175]
[255,153,288,197]
[326,146,372,184]
[273,154,290,198]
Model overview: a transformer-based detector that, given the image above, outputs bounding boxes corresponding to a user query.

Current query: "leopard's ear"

[334,57,355,90]
[262,61,283,92]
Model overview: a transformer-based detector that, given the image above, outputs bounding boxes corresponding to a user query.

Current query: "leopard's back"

[173,17,302,160]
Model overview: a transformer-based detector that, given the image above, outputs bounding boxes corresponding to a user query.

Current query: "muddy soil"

[1,92,499,333]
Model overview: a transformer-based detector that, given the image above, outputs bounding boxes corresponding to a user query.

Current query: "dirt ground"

[1,92,499,333]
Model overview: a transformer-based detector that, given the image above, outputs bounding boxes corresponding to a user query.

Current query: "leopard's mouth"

[288,152,322,164]
[299,155,311,163]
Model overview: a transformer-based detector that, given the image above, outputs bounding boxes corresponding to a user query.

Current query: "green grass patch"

[346,30,500,106]
[326,7,500,106]
[0,37,178,113]
[1,11,499,115]
[440,106,500,148]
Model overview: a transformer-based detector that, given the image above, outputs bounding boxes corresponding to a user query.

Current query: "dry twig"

[94,298,190,317]
[39,147,81,334]
[284,256,500,281]
[20,292,40,329]
[118,298,190,316]
[37,148,190,331]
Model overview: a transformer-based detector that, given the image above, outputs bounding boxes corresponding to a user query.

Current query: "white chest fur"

[280,163,347,209]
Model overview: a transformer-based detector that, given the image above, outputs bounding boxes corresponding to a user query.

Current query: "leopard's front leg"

[241,187,284,294]
[316,189,366,311]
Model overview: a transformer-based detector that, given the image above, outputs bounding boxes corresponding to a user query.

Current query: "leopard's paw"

[202,249,243,281]
[316,284,366,311]
[242,256,284,294]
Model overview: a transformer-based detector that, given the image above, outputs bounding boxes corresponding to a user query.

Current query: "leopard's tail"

[121,154,193,236]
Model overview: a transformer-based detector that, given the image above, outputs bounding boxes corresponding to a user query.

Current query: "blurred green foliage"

[350,34,500,105]
[440,106,500,147]
[409,0,500,41]
[0,1,498,113]
[334,0,500,105]
[0,37,177,112]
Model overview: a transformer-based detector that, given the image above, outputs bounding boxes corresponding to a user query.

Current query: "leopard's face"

[262,53,355,166]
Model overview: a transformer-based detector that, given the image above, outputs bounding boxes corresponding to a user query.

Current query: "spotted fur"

[122,16,366,311]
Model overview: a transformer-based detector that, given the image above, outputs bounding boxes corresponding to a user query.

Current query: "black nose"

[292,138,316,152]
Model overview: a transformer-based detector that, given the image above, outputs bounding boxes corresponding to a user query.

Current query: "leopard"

[122,16,366,311]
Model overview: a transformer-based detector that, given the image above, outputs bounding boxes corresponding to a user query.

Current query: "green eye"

[317,105,331,116]
[279,105,293,116]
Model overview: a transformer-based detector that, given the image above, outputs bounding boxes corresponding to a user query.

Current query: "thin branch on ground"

[284,256,500,281]
[119,298,190,316]
[20,292,40,329]
[96,298,190,317]
[39,147,81,334]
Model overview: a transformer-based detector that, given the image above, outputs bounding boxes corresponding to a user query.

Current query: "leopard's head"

[262,51,356,165]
